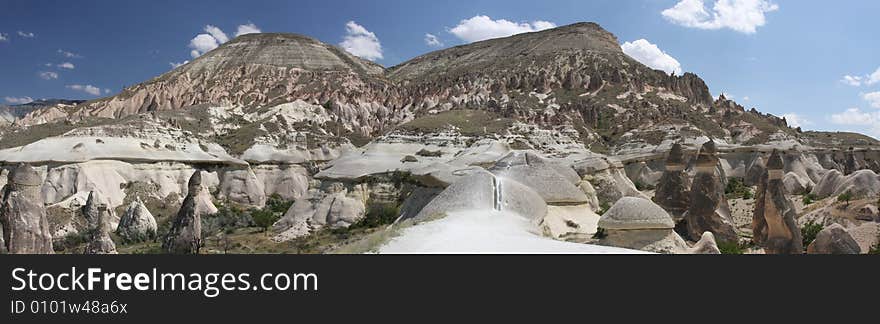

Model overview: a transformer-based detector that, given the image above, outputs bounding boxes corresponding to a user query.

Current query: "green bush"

[202,204,251,236]
[251,209,280,233]
[801,221,824,247]
[802,193,818,205]
[634,181,655,191]
[265,194,293,214]
[717,241,744,254]
[725,177,753,200]
[352,203,400,229]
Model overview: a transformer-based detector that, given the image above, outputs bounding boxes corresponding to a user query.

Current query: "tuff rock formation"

[844,149,859,176]
[489,152,587,204]
[684,140,738,243]
[82,191,118,254]
[653,143,691,220]
[116,197,158,243]
[0,164,53,254]
[752,150,803,254]
[597,197,689,254]
[688,232,721,254]
[162,171,209,254]
[807,224,861,254]
[744,154,766,186]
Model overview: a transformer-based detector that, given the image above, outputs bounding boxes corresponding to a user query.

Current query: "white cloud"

[38,71,59,80]
[339,21,383,61]
[204,25,229,43]
[58,49,82,58]
[830,108,878,126]
[4,96,34,104]
[864,91,880,109]
[781,113,810,128]
[621,39,683,75]
[661,0,779,34]
[425,33,443,47]
[189,33,220,58]
[67,84,102,96]
[104,88,112,94]
[742,96,750,101]
[17,31,35,38]
[170,61,189,69]
[235,23,261,37]
[187,23,261,58]
[57,62,75,69]
[449,15,557,43]
[0,33,7,42]
[841,75,863,87]
[868,67,880,86]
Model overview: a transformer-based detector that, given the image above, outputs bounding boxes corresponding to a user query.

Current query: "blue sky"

[2,0,880,138]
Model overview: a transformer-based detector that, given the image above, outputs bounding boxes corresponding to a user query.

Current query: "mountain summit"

[8,22,869,152]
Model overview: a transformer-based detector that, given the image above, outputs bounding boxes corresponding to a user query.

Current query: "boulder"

[272,183,368,241]
[752,150,804,254]
[414,169,547,222]
[833,170,880,198]
[782,172,811,195]
[597,197,688,254]
[684,140,739,243]
[811,169,844,198]
[162,171,208,254]
[489,152,588,204]
[687,232,721,254]
[653,143,691,220]
[812,169,880,199]
[856,204,878,222]
[116,197,158,243]
[541,204,600,239]
[0,164,53,254]
[82,191,118,254]
[806,224,861,254]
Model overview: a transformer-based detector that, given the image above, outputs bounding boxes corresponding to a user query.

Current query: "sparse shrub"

[596,202,612,216]
[802,193,818,205]
[251,209,280,233]
[717,241,744,254]
[415,149,442,157]
[390,170,414,187]
[202,203,252,236]
[352,203,400,229]
[265,194,293,214]
[725,177,753,200]
[801,221,824,247]
[592,227,607,239]
[634,181,655,191]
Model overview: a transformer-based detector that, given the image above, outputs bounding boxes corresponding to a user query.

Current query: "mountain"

[387,22,799,153]
[54,33,404,137]
[1,22,879,254]
[0,99,85,124]
[10,23,874,152]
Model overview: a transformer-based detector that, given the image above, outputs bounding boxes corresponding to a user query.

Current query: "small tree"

[801,221,824,247]
[251,209,280,233]
[837,191,853,208]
